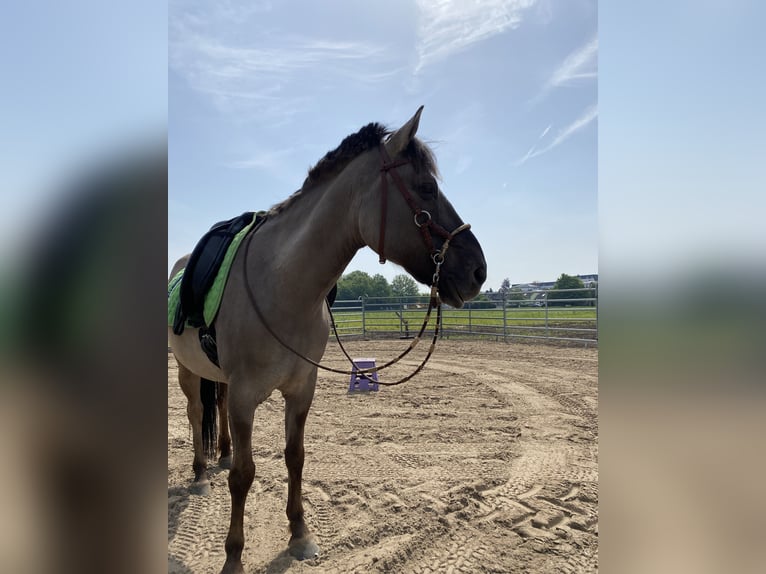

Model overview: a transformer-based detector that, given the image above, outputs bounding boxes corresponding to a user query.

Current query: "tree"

[550,273,587,306]
[391,274,420,298]
[498,278,511,299]
[369,274,392,298]
[336,271,392,301]
[337,271,373,300]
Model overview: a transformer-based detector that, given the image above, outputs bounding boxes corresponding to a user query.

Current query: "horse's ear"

[385,105,424,156]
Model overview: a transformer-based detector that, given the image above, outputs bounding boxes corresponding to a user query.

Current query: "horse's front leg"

[283,382,319,560]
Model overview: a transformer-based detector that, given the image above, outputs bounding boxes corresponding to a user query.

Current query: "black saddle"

[172,211,339,367]
[173,211,260,336]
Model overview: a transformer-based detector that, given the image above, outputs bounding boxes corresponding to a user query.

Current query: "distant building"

[509,274,598,292]
[511,281,555,292]
[577,274,599,287]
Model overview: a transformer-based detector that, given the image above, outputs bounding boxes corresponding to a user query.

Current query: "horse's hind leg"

[176,360,211,495]
[283,383,320,560]
[217,382,232,469]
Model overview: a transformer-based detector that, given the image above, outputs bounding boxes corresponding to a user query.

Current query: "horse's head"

[357,106,487,308]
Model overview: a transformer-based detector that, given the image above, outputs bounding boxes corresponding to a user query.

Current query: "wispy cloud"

[516,123,553,164]
[415,0,538,73]
[214,0,273,22]
[171,32,381,80]
[516,105,597,165]
[547,35,598,89]
[169,8,393,122]
[527,34,597,106]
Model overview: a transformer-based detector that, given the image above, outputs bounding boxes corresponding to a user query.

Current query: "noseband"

[377,144,471,283]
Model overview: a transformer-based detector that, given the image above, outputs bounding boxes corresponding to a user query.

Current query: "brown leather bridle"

[240,140,473,385]
[377,143,470,270]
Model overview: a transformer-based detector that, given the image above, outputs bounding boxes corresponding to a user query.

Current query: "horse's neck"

[258,179,364,306]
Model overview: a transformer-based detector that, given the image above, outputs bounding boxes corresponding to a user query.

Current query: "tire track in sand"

[402,358,598,572]
[168,485,230,574]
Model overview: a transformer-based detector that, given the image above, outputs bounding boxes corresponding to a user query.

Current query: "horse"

[168,106,487,573]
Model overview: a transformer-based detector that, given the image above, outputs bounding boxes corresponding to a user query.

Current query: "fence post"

[544,292,549,340]
[502,296,508,343]
[361,296,366,338]
[595,283,599,342]
[439,304,444,339]
[468,302,472,333]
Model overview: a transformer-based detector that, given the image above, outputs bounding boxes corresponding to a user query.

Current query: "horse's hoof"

[190,479,211,495]
[220,558,245,574]
[288,537,320,561]
[218,454,233,469]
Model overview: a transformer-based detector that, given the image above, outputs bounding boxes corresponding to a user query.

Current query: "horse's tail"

[200,378,218,460]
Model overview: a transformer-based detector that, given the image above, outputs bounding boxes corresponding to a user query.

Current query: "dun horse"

[169,107,487,573]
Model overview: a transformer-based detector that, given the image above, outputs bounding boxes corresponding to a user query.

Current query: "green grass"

[331,306,597,338]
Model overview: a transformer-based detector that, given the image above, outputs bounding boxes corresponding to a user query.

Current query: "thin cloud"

[215,0,273,22]
[516,123,552,165]
[548,35,598,88]
[170,13,393,121]
[172,33,383,80]
[516,105,597,165]
[517,144,538,166]
[528,34,597,106]
[415,0,538,73]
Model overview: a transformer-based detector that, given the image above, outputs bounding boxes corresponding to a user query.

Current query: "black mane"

[308,122,389,184]
[268,121,438,215]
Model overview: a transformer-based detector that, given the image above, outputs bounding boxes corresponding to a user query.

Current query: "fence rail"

[329,287,598,346]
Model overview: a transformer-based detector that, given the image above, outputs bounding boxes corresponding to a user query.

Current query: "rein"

[240,143,471,385]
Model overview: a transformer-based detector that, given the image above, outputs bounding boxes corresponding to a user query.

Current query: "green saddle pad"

[167,216,257,329]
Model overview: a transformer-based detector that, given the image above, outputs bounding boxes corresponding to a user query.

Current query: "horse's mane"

[308,122,389,185]
[268,121,439,216]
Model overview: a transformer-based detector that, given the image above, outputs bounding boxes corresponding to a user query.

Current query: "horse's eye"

[420,181,438,198]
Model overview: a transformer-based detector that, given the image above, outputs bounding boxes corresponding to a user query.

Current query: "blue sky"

[169,0,598,290]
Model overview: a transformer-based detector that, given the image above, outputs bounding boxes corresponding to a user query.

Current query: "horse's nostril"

[474,265,487,285]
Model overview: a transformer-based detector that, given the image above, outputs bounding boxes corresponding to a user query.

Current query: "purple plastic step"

[348,358,379,392]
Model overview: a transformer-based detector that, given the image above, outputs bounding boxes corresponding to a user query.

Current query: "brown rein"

[240,144,471,385]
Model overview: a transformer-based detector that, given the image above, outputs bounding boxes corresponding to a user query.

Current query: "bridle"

[242,142,471,385]
[377,143,469,266]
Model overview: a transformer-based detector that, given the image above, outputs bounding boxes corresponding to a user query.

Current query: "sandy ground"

[168,339,598,573]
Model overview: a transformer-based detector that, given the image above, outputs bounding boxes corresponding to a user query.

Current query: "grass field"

[330,305,598,342]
